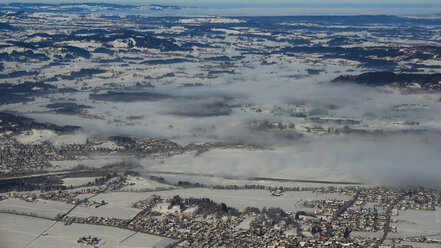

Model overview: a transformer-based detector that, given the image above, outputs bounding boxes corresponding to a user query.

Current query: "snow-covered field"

[63,177,99,187]
[12,129,87,146]
[13,129,58,145]
[390,241,440,248]
[118,232,176,248]
[0,213,56,248]
[28,222,176,248]
[0,213,176,248]
[68,192,146,219]
[68,203,140,219]
[0,198,73,219]
[120,176,175,191]
[389,208,441,239]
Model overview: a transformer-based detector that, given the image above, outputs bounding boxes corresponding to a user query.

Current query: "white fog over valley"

[4,56,441,186]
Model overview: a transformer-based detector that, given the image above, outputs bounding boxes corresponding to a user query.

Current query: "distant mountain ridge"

[0,2,185,12]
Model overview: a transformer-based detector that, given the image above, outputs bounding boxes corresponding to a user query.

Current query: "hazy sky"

[2,0,440,8]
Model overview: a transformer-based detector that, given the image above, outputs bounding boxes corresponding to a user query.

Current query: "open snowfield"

[28,222,176,248]
[0,198,73,219]
[388,208,441,239]
[120,176,175,191]
[118,232,176,248]
[0,213,176,248]
[90,192,151,207]
[12,129,88,146]
[13,129,58,145]
[68,204,141,219]
[68,192,146,219]
[0,213,56,248]
[393,242,441,248]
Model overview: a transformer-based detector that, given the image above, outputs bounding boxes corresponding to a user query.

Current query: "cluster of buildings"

[0,138,92,171]
[0,141,62,171]
[343,207,387,232]
[109,136,182,156]
[1,168,440,247]
[0,133,183,172]
[56,195,372,247]
[77,236,100,246]
[52,186,441,247]
[0,129,248,173]
[1,174,128,206]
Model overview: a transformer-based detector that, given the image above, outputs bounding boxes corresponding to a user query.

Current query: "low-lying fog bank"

[3,64,441,187]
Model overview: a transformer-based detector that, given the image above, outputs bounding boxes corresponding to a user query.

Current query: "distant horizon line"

[1,1,441,9]
[1,1,440,16]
